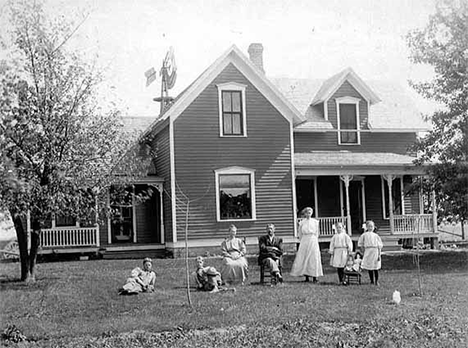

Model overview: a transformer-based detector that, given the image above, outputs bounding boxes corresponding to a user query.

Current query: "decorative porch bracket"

[339,175,353,235]
[382,174,395,235]
[149,183,165,244]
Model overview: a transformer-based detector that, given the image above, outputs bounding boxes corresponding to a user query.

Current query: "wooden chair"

[343,270,361,285]
[258,237,283,285]
[260,262,283,285]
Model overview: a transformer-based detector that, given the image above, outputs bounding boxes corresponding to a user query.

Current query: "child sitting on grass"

[195,256,235,293]
[119,257,156,295]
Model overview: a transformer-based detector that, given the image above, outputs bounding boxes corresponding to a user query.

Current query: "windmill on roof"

[145,46,177,114]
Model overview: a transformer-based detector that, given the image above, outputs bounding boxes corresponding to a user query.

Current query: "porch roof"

[295,152,426,175]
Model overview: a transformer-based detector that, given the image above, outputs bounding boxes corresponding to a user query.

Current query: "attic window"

[336,96,361,145]
[217,82,247,137]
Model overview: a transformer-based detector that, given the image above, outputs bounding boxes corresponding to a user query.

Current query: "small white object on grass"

[392,290,401,305]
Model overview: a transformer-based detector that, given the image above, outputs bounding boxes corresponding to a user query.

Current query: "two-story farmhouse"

[34,44,436,259]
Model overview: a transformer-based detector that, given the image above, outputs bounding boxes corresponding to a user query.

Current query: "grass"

[0,250,467,347]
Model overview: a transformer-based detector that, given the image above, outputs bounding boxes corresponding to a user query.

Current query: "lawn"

[0,250,467,347]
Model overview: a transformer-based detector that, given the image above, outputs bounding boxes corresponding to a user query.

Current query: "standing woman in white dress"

[358,220,383,285]
[290,207,323,283]
[329,222,353,284]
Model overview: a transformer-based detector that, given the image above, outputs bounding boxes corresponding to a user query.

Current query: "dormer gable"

[311,67,381,107]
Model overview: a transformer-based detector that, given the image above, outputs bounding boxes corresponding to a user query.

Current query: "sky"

[2,0,439,117]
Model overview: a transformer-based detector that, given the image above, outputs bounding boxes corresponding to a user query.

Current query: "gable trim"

[153,45,303,130]
[312,68,381,106]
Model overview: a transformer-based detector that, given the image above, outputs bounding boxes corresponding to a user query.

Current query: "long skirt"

[221,256,248,284]
[290,234,323,277]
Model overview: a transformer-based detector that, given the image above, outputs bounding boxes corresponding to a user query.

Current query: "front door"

[342,179,366,234]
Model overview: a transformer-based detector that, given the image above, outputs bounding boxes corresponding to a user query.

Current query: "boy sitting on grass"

[195,256,235,293]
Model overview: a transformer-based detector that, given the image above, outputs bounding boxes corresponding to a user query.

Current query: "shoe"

[375,281,379,286]
[312,277,318,284]
[277,274,283,283]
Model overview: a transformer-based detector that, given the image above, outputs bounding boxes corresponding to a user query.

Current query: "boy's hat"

[143,257,152,264]
[206,267,219,276]
[196,256,204,262]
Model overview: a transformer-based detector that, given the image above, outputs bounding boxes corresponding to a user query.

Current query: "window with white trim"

[217,83,247,137]
[381,176,403,219]
[215,167,256,221]
[336,96,360,145]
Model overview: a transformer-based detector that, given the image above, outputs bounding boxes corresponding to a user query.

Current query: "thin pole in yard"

[415,216,423,296]
[185,200,192,307]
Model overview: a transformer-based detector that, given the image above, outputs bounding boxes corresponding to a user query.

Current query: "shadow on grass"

[0,276,60,291]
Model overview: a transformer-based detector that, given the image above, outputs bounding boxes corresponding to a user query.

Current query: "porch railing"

[297,216,348,236]
[393,214,434,234]
[318,216,348,236]
[40,226,100,248]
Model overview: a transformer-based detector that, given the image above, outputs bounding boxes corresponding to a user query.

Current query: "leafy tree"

[0,1,149,281]
[407,0,468,238]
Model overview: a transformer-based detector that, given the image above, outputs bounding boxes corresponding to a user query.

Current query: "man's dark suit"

[258,235,283,276]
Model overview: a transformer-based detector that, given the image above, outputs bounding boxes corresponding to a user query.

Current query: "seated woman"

[220,224,248,285]
[119,257,156,295]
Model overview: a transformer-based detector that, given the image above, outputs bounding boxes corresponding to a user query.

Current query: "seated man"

[258,223,283,284]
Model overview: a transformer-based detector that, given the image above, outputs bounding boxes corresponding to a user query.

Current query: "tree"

[407,0,468,238]
[0,1,149,281]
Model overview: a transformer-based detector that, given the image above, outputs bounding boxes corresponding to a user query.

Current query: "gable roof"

[311,67,381,105]
[142,45,304,138]
[271,77,429,131]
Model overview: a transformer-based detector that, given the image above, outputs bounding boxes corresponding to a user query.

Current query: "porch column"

[383,174,395,235]
[95,195,100,247]
[431,191,437,234]
[26,211,31,250]
[156,184,165,244]
[340,175,353,235]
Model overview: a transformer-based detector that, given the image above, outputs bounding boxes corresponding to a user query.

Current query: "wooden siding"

[294,132,417,154]
[327,80,369,129]
[152,124,173,243]
[173,63,295,240]
[403,175,421,214]
[99,217,108,246]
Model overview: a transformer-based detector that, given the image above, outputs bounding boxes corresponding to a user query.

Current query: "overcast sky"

[2,0,438,116]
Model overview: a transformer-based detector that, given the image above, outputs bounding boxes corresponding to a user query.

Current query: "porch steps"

[380,235,403,252]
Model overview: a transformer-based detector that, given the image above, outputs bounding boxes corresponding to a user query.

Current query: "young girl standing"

[358,221,383,285]
[329,222,353,284]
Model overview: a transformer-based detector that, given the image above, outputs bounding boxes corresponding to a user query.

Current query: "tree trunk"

[28,223,42,282]
[462,219,466,240]
[12,213,30,281]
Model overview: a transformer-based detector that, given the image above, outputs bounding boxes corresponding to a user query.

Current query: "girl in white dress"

[329,222,353,284]
[358,220,383,285]
[290,207,323,282]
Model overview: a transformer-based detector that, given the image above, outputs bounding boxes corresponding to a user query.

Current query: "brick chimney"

[248,43,264,73]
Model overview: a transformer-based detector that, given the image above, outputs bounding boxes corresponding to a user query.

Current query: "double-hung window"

[215,167,256,221]
[336,96,361,145]
[217,83,247,137]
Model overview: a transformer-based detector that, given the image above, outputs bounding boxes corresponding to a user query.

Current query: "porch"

[314,214,436,239]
